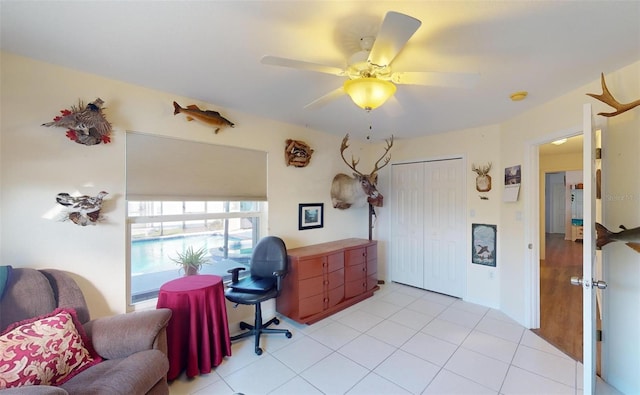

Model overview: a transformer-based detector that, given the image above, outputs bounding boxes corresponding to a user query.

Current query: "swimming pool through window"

[128,201,266,304]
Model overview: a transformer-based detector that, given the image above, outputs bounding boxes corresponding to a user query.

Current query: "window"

[128,200,266,304]
[125,132,268,305]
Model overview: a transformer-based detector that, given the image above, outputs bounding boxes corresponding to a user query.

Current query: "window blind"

[126,132,267,201]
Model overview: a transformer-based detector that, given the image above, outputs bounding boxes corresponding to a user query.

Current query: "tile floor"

[169,282,619,395]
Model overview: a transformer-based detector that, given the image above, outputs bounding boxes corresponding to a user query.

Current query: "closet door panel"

[390,162,424,288]
[423,159,465,297]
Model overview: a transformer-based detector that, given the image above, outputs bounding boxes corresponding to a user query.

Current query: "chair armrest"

[273,269,286,291]
[83,308,172,360]
[227,267,246,283]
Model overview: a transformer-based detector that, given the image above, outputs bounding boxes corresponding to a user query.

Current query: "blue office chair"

[225,236,292,355]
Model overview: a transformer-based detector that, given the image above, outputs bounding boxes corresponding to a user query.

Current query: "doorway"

[532,136,585,362]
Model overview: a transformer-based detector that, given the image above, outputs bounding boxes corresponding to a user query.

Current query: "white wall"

[0,52,369,318]
[2,51,639,392]
[599,63,640,394]
[499,61,639,393]
[377,124,502,308]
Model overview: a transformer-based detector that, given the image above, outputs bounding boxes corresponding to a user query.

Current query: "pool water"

[131,233,251,275]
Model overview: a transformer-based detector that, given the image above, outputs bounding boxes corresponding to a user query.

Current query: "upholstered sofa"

[0,267,172,394]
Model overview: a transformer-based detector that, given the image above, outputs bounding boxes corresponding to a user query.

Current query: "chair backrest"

[0,268,90,331]
[249,236,288,279]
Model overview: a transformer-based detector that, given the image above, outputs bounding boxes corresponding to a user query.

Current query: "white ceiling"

[1,1,639,141]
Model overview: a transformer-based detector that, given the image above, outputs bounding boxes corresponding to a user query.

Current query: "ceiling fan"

[261,11,479,111]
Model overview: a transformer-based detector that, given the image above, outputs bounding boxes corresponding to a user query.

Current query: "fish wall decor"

[42,98,112,145]
[173,101,235,133]
[56,191,108,226]
[596,222,640,254]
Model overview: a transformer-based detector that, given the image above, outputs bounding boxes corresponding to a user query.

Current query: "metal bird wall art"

[173,101,235,134]
[56,191,108,226]
[42,98,112,145]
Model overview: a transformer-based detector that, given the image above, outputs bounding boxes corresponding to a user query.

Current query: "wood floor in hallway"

[533,233,583,362]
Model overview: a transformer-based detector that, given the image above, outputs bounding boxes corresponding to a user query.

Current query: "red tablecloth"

[156,275,232,380]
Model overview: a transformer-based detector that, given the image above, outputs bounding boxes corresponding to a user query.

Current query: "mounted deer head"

[331,134,394,209]
[587,73,640,117]
[472,162,492,192]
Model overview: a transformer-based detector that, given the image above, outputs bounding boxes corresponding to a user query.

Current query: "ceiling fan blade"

[367,11,421,67]
[261,55,346,76]
[304,87,346,110]
[391,71,480,88]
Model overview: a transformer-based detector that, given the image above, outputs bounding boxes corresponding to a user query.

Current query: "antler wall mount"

[472,162,492,193]
[330,133,394,209]
[587,73,640,117]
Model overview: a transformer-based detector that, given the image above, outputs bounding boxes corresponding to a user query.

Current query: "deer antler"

[370,135,394,177]
[472,162,492,175]
[586,73,640,117]
[339,134,363,176]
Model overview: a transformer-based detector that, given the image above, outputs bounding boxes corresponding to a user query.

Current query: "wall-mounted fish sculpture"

[173,101,234,134]
[596,223,640,253]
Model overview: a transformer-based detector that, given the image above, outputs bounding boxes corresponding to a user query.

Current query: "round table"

[156,275,232,380]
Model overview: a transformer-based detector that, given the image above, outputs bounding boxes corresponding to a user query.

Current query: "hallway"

[534,233,583,362]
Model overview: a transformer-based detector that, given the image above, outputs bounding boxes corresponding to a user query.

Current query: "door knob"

[593,280,607,289]
[570,276,607,289]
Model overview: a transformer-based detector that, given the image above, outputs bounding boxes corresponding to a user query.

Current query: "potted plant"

[170,246,209,276]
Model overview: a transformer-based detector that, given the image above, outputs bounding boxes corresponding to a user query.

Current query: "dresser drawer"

[297,257,324,280]
[327,285,344,309]
[299,275,324,299]
[345,247,366,266]
[327,268,345,289]
[345,263,365,281]
[345,278,366,299]
[300,293,323,318]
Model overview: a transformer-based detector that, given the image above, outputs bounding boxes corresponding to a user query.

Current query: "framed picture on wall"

[298,203,323,230]
[472,223,497,267]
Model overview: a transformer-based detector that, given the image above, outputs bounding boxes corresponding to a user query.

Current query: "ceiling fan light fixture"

[343,78,396,111]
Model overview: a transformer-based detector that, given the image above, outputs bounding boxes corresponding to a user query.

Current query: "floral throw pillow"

[0,307,102,389]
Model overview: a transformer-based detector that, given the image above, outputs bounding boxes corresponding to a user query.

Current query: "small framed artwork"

[298,203,323,230]
[472,223,497,267]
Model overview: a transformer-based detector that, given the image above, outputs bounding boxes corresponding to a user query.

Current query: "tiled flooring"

[169,282,617,395]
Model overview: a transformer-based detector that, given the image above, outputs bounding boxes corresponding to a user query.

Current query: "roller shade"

[126,132,267,201]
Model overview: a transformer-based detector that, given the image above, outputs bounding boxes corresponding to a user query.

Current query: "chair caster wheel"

[255,347,263,355]
[239,322,249,330]
[273,318,280,325]
[285,331,292,339]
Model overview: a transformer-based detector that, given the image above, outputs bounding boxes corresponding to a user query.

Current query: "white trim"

[524,126,582,328]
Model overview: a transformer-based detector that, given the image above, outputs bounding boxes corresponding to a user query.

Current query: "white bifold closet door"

[391,158,465,297]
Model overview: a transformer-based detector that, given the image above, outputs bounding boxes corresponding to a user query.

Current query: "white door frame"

[524,127,582,328]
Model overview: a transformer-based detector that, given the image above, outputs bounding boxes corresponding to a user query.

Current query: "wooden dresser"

[277,238,378,324]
